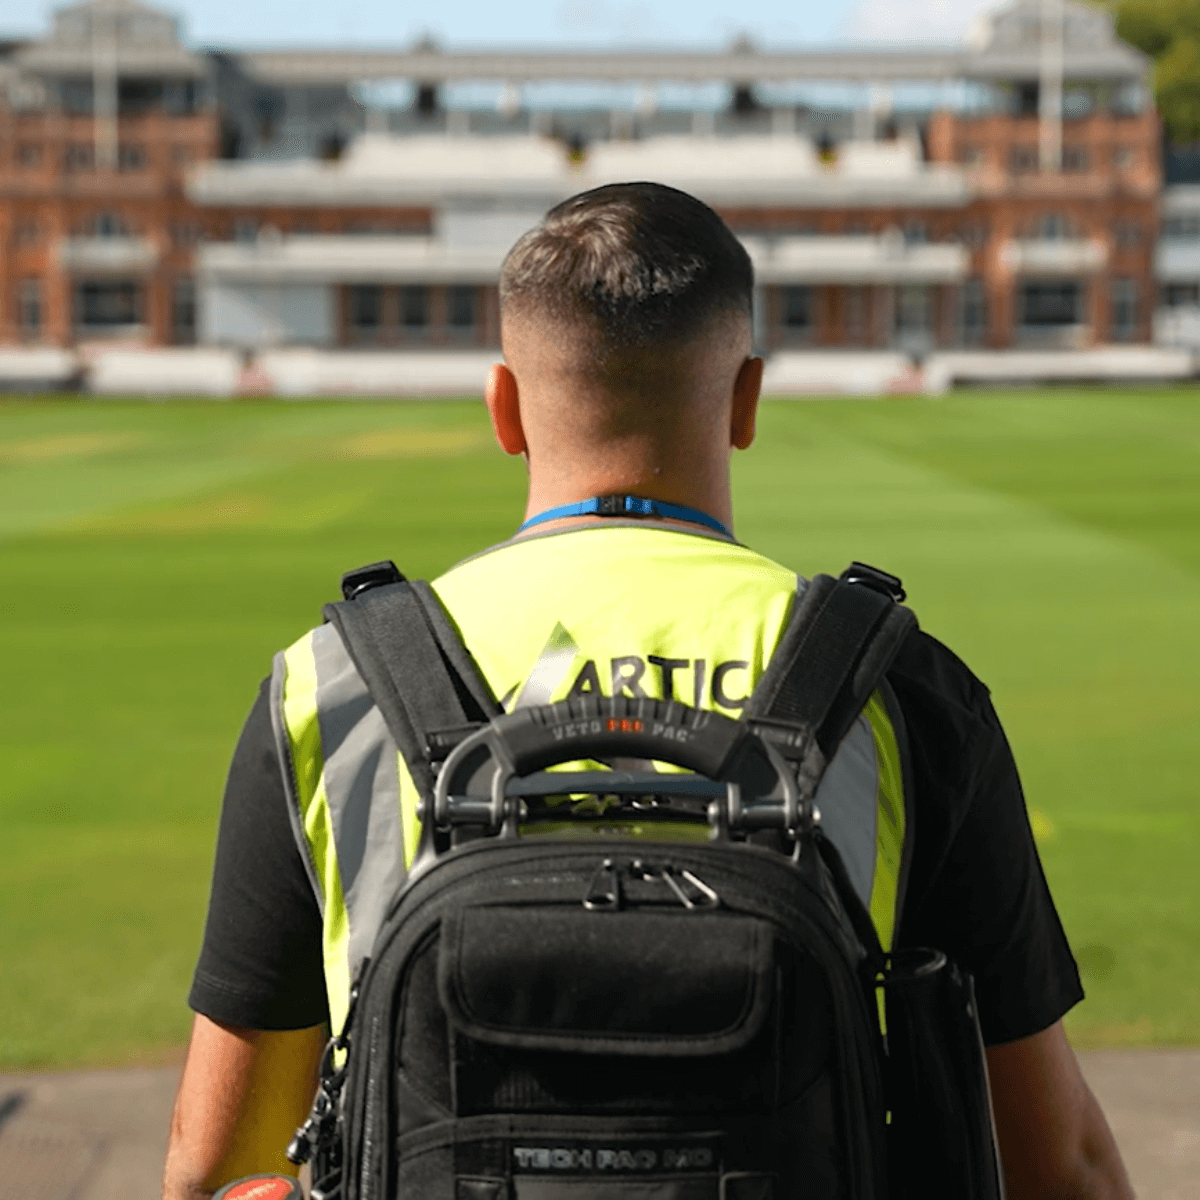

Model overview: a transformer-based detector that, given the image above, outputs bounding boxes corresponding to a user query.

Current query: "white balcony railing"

[1155,241,1200,281]
[56,237,160,273]
[999,239,1107,275]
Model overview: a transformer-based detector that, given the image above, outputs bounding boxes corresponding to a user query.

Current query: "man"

[164,183,1132,1200]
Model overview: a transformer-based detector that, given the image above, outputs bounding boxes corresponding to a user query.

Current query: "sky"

[0,0,1001,52]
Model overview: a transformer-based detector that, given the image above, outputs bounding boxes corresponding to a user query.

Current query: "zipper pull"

[583,858,622,911]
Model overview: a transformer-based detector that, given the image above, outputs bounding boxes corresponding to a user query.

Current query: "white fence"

[0,345,1195,397]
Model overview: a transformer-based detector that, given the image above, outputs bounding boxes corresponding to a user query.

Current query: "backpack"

[287,561,1005,1200]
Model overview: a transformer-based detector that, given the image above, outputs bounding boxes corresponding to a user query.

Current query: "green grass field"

[2,389,1198,1068]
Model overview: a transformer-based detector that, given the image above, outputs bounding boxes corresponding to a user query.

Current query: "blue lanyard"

[518,494,731,538]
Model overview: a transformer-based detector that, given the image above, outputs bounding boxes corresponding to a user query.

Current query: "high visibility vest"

[270,526,908,1034]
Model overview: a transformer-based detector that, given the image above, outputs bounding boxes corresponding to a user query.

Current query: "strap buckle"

[839,561,906,603]
[595,494,630,517]
[340,560,405,601]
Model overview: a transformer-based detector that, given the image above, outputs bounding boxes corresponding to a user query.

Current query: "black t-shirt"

[189,629,1083,1045]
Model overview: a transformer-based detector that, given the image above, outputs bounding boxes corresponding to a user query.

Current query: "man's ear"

[730,356,763,451]
[485,363,527,456]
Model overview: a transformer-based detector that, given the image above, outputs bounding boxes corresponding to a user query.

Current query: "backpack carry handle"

[430,695,806,841]
[498,696,747,779]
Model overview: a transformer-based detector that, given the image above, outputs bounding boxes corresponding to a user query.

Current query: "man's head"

[489,183,761,519]
[501,181,752,356]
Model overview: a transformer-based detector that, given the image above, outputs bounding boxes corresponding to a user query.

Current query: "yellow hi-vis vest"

[270,526,907,1034]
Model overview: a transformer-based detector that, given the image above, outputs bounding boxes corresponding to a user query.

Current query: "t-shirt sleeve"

[891,634,1084,1046]
[188,678,330,1031]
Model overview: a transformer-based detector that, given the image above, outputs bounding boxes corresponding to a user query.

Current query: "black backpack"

[288,562,1005,1200]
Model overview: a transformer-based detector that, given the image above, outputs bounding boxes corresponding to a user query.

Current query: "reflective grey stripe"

[310,623,407,979]
[270,650,324,914]
[813,714,879,911]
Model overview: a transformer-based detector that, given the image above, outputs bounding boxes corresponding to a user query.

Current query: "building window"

[219,120,243,161]
[1015,82,1039,116]
[960,145,983,166]
[1036,213,1074,241]
[319,134,346,162]
[401,286,429,328]
[1111,81,1147,116]
[1111,278,1137,341]
[118,144,147,171]
[76,280,141,328]
[18,280,42,336]
[1164,215,1200,239]
[91,211,130,239]
[1062,89,1094,118]
[171,144,193,166]
[17,144,42,169]
[163,80,199,116]
[448,286,477,329]
[348,286,383,332]
[962,278,987,343]
[118,79,164,116]
[1020,282,1080,326]
[60,79,93,115]
[1114,222,1143,248]
[895,285,932,333]
[902,222,930,245]
[13,219,41,247]
[254,90,284,143]
[960,222,989,249]
[781,286,813,330]
[1062,145,1089,172]
[63,142,94,173]
[171,222,202,248]
[1009,144,1038,174]
[845,287,869,344]
[1113,145,1135,169]
[172,278,196,344]
[233,219,259,243]
[1162,282,1200,307]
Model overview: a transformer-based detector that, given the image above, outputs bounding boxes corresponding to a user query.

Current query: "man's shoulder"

[891,629,994,720]
[887,627,1005,783]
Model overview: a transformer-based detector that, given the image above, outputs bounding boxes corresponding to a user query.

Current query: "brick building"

[0,0,1164,355]
[0,0,216,346]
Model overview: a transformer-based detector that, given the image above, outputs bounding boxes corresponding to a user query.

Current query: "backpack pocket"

[883,950,1004,1200]
[438,907,774,1058]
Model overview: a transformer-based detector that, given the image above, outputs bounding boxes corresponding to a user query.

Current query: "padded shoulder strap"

[744,566,917,779]
[323,577,500,800]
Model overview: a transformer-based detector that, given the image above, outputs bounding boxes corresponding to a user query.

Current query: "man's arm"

[162,1015,326,1200]
[987,1021,1133,1200]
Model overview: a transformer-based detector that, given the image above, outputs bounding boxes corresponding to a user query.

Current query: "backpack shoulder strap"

[745,562,917,778]
[322,562,501,802]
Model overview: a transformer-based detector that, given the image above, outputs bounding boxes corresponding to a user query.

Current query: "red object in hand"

[212,1175,305,1200]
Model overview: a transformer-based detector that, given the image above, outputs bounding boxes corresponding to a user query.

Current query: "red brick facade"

[0,107,217,345]
[1,105,1162,351]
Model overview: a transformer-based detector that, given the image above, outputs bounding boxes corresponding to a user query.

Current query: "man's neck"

[521,470,734,539]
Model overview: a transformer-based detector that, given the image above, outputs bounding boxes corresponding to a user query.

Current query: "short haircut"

[500,182,753,349]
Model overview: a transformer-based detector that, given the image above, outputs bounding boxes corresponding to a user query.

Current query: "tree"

[1154,35,1200,140]
[1114,0,1200,140]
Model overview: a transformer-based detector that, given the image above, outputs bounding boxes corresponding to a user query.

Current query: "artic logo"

[508,623,751,712]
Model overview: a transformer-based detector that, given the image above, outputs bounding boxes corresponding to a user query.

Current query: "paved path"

[0,1050,1197,1198]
